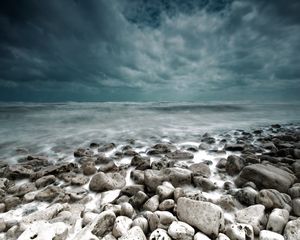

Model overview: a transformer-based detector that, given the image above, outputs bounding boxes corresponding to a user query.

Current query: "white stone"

[112,216,133,238]
[259,230,284,240]
[235,204,266,235]
[143,195,159,212]
[225,224,254,240]
[118,226,147,240]
[284,218,300,240]
[150,228,172,240]
[21,203,64,224]
[266,208,289,234]
[17,220,68,240]
[177,197,224,237]
[194,232,212,240]
[168,221,195,240]
[216,233,231,240]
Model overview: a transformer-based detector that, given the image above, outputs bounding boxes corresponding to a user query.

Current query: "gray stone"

[143,195,159,212]
[118,226,147,240]
[259,230,284,240]
[149,228,171,240]
[225,223,254,240]
[256,189,291,210]
[189,163,211,178]
[235,164,296,193]
[166,150,194,160]
[235,204,267,235]
[292,198,300,216]
[112,216,133,238]
[235,186,258,206]
[120,202,135,218]
[225,155,245,176]
[89,172,126,192]
[177,197,224,238]
[159,199,175,211]
[132,216,148,234]
[35,175,56,188]
[91,210,116,238]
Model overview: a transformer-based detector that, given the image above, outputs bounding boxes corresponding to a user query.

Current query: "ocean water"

[0,102,299,161]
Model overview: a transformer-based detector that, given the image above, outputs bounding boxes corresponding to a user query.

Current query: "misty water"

[0,102,300,161]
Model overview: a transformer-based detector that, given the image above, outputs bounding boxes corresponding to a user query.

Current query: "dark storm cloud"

[0,0,299,101]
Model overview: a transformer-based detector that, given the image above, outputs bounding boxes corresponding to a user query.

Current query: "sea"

[0,102,299,162]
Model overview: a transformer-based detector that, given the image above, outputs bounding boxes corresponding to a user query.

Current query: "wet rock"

[193,176,217,191]
[131,155,150,170]
[293,149,300,159]
[112,216,133,238]
[4,196,21,210]
[225,144,245,151]
[181,145,198,152]
[166,150,194,160]
[95,154,112,164]
[89,172,126,192]
[132,216,148,234]
[235,164,296,193]
[151,158,175,170]
[225,155,245,176]
[168,220,195,240]
[259,230,284,240]
[74,148,94,157]
[143,195,159,212]
[129,191,149,208]
[71,175,89,185]
[147,143,174,155]
[4,165,33,179]
[31,162,76,180]
[82,212,98,227]
[144,168,192,192]
[0,177,9,190]
[98,143,116,152]
[216,195,238,212]
[35,175,56,188]
[189,163,211,178]
[16,182,37,197]
[66,187,89,201]
[149,228,171,240]
[98,161,119,172]
[235,204,267,234]
[91,210,116,238]
[159,199,175,211]
[266,208,289,234]
[256,189,291,210]
[225,223,254,240]
[35,185,64,202]
[177,197,224,237]
[121,185,145,196]
[216,158,227,169]
[82,161,97,175]
[235,186,258,206]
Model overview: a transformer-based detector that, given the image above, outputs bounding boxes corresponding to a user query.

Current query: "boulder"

[193,177,217,191]
[35,185,64,202]
[132,216,148,234]
[131,155,150,170]
[159,199,175,211]
[82,161,97,175]
[189,163,211,178]
[292,198,300,216]
[288,185,300,199]
[120,202,135,218]
[30,163,76,180]
[168,220,195,240]
[266,208,289,234]
[235,164,296,193]
[177,197,224,237]
[148,211,177,231]
[235,204,267,235]
[225,155,244,176]
[89,172,125,192]
[4,165,33,179]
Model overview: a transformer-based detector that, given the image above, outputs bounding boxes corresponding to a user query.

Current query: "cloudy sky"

[0,0,299,102]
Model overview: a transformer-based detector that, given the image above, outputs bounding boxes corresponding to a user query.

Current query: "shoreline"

[0,123,300,239]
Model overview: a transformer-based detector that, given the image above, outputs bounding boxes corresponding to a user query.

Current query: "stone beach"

[0,124,300,239]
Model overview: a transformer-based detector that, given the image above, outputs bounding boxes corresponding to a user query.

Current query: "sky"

[0,0,300,102]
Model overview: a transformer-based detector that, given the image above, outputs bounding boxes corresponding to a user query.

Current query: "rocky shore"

[1,124,300,240]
